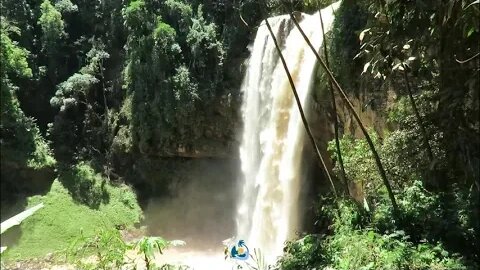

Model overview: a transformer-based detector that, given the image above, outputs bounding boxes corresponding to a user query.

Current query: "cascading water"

[154,3,339,269]
[236,2,340,264]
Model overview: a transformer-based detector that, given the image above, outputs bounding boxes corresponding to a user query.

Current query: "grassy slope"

[2,179,142,261]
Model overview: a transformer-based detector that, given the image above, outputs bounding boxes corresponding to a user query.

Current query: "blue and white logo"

[224,239,250,261]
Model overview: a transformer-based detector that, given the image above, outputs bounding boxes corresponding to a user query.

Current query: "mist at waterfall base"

[143,3,339,268]
[144,159,237,268]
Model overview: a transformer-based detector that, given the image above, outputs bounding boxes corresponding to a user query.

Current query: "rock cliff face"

[294,70,393,230]
[308,85,391,183]
[154,94,242,159]
[309,85,392,149]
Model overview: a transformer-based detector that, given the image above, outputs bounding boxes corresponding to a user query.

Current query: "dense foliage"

[0,0,259,266]
[0,0,258,210]
[278,0,479,269]
[1,0,478,269]
[1,18,56,202]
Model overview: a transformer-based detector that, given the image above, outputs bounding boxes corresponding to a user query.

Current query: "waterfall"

[236,2,340,263]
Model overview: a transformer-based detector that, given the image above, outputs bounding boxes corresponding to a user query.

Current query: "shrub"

[67,228,129,270]
[327,131,383,198]
[277,199,469,270]
[372,181,441,235]
[276,235,325,270]
[323,228,466,270]
[59,162,109,209]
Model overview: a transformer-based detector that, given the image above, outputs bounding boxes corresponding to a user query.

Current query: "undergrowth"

[1,164,142,261]
[277,194,474,270]
[277,129,478,270]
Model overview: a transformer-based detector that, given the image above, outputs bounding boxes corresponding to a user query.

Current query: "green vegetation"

[283,121,477,270]
[67,228,129,270]
[277,151,478,269]
[281,224,466,269]
[2,171,142,261]
[1,0,478,268]
[277,0,478,269]
[38,0,65,52]
[135,236,186,269]
[1,0,248,263]
[67,229,185,270]
[0,20,55,170]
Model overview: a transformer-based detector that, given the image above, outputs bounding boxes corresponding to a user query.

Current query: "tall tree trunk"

[319,9,349,194]
[402,64,434,162]
[265,18,337,197]
[289,14,398,214]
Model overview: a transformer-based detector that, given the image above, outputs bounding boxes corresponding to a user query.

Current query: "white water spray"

[236,2,340,264]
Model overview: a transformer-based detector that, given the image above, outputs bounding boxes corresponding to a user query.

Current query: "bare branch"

[319,8,349,194]
[289,13,398,214]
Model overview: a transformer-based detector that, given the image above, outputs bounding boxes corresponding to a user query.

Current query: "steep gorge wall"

[300,0,392,212]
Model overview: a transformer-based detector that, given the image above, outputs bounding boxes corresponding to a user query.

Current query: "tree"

[1,23,55,179]
[0,25,32,78]
[38,0,65,54]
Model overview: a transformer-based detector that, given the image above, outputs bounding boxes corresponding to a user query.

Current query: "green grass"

[2,178,143,261]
